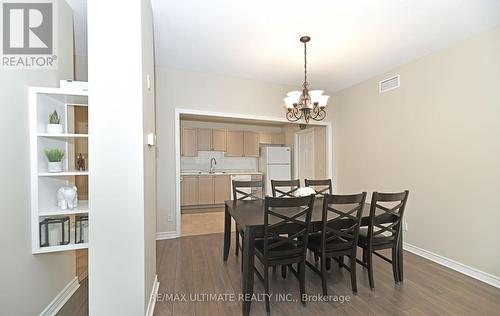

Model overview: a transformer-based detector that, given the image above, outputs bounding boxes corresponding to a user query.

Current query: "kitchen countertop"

[181,170,262,176]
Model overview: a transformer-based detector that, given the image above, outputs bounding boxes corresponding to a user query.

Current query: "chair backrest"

[367,191,410,243]
[232,180,264,200]
[263,195,315,261]
[271,179,300,197]
[320,193,367,253]
[305,179,333,196]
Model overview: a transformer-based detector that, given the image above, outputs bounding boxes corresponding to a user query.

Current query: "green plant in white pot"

[47,110,63,134]
[44,149,65,173]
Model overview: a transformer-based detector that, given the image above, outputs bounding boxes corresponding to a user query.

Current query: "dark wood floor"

[154,233,500,316]
[56,277,88,316]
[56,232,500,315]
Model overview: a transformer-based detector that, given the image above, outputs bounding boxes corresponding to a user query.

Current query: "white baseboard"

[156,231,178,240]
[39,276,80,316]
[403,242,500,289]
[145,275,160,316]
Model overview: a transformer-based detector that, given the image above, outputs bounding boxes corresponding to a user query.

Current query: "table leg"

[223,204,231,261]
[242,227,255,316]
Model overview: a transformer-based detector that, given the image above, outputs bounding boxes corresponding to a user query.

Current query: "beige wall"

[0,2,77,315]
[331,26,500,277]
[156,68,298,232]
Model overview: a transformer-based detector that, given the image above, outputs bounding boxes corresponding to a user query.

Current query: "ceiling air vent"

[379,74,400,93]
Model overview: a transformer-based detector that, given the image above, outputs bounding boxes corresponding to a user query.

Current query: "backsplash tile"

[181,151,258,172]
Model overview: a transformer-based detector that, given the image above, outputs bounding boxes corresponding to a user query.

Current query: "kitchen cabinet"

[181,127,198,157]
[181,175,199,205]
[212,129,227,151]
[198,176,215,205]
[197,128,212,151]
[259,132,272,144]
[214,175,230,204]
[271,133,285,145]
[226,131,244,156]
[244,131,260,157]
[259,132,285,145]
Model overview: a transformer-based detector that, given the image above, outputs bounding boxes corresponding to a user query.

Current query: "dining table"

[223,197,404,316]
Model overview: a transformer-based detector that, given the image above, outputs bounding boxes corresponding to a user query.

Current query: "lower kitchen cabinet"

[181,174,231,207]
[198,176,215,204]
[214,175,230,204]
[181,176,199,206]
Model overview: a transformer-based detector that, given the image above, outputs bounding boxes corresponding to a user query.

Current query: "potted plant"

[46,110,63,134]
[44,149,65,173]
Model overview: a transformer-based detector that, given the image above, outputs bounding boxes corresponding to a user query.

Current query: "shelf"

[39,200,89,217]
[34,242,88,254]
[38,171,89,177]
[38,133,88,138]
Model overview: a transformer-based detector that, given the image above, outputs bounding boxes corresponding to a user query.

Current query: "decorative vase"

[46,123,63,134]
[47,161,63,173]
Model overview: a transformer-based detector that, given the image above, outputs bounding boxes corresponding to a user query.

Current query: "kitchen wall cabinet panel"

[243,131,259,157]
[197,128,212,151]
[212,129,227,151]
[181,127,198,156]
[226,131,244,156]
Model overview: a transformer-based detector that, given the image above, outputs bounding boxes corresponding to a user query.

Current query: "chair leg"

[235,232,239,256]
[392,246,400,284]
[321,255,328,296]
[367,247,375,290]
[281,265,287,279]
[264,265,270,313]
[362,247,367,266]
[338,256,344,268]
[350,255,358,294]
[299,262,306,306]
[326,258,331,271]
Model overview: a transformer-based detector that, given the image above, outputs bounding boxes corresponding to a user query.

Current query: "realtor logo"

[1,0,58,68]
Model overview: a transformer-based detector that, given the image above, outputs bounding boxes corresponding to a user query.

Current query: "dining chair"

[305,179,333,196]
[356,190,409,289]
[232,180,264,257]
[306,192,366,295]
[271,179,300,197]
[253,195,315,313]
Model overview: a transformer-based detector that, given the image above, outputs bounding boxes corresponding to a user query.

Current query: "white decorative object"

[57,186,78,210]
[46,123,63,134]
[295,187,316,197]
[47,161,63,173]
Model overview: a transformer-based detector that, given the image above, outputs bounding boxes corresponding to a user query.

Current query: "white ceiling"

[152,0,500,91]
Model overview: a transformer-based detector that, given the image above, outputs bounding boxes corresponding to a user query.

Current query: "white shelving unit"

[29,87,89,254]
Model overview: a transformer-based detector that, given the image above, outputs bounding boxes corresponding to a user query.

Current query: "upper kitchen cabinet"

[259,132,285,145]
[212,129,227,151]
[181,127,198,157]
[197,128,212,151]
[243,131,260,157]
[271,133,285,145]
[226,130,244,156]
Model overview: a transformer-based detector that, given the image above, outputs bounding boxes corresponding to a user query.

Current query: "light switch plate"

[147,133,156,146]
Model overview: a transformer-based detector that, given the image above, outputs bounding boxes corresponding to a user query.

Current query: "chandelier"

[283,36,329,125]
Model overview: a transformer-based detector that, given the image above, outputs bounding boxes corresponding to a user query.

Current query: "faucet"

[209,158,217,173]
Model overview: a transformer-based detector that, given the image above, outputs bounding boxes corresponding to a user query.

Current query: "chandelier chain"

[303,41,307,85]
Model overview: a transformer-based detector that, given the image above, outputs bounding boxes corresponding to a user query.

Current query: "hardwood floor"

[56,233,500,315]
[182,211,236,237]
[155,233,500,315]
[56,277,88,316]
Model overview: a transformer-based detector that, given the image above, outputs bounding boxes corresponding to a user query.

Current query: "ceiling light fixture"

[284,36,329,126]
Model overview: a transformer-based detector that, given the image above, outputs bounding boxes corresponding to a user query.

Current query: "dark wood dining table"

[223,197,404,316]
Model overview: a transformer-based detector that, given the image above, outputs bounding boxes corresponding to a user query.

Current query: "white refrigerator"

[259,147,292,197]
